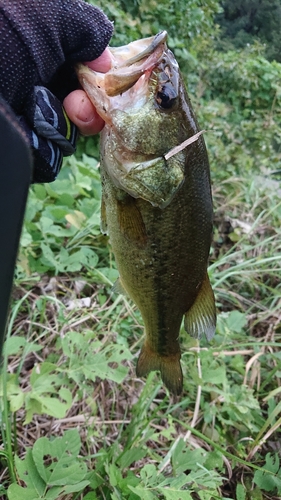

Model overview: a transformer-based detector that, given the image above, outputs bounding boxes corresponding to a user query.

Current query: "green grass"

[0,144,280,499]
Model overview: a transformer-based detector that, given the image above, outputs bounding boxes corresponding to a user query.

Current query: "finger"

[63,89,105,136]
[63,49,112,135]
[85,47,112,72]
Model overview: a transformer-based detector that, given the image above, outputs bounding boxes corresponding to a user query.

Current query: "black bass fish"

[76,31,216,395]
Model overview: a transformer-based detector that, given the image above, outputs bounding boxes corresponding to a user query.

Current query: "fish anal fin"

[184,273,216,341]
[136,343,183,395]
[117,197,147,247]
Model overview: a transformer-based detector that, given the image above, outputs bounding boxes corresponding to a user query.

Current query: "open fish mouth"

[104,30,168,96]
[76,32,189,207]
[76,31,172,121]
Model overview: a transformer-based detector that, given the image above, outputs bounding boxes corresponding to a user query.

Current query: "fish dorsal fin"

[184,273,216,341]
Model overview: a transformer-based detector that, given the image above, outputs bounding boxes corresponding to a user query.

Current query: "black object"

[0,0,113,110]
[0,0,113,181]
[20,86,78,183]
[0,0,113,350]
[0,104,32,354]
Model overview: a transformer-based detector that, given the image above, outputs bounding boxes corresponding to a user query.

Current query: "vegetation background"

[1,0,281,499]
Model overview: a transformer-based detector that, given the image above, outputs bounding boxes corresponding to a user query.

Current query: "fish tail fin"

[136,343,183,395]
[184,272,216,341]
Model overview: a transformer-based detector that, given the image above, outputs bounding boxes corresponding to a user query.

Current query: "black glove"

[0,0,113,182]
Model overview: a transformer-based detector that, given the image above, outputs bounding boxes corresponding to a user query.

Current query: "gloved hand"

[0,0,113,182]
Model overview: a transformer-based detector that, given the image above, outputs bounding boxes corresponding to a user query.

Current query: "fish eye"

[156,85,177,109]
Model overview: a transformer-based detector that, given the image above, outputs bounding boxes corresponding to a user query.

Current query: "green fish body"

[76,32,216,395]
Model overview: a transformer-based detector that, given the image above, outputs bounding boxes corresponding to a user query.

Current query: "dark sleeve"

[0,0,113,112]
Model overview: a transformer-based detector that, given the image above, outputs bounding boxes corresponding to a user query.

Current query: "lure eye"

[156,85,177,109]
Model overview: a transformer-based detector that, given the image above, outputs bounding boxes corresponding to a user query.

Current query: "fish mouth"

[76,31,169,120]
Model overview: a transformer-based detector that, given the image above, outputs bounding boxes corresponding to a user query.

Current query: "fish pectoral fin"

[123,156,184,208]
[117,196,147,247]
[111,277,127,296]
[136,343,183,395]
[184,273,216,341]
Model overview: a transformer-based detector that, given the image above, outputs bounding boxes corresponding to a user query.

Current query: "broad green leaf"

[51,222,75,237]
[62,480,90,493]
[8,484,40,500]
[42,205,69,221]
[117,447,147,468]
[185,467,223,490]
[83,493,99,500]
[159,474,191,490]
[61,332,132,384]
[158,489,193,500]
[41,486,64,500]
[0,374,24,412]
[32,430,87,486]
[31,390,72,419]
[236,484,246,500]
[7,450,45,499]
[140,464,158,485]
[33,184,47,200]
[111,493,121,500]
[116,470,140,496]
[204,451,223,471]
[24,195,44,220]
[30,362,60,387]
[25,398,42,424]
[254,454,281,493]
[85,344,131,382]
[92,267,119,286]
[8,386,25,412]
[225,311,247,333]
[59,247,99,272]
[172,440,206,475]
[24,364,72,421]
[40,243,59,271]
[202,365,226,385]
[105,463,122,488]
[3,336,27,355]
[19,226,33,247]
[128,486,156,500]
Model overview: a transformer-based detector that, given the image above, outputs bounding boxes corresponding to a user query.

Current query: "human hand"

[63,48,112,136]
[0,0,113,182]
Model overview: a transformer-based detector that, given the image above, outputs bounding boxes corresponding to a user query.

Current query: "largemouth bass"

[76,31,216,395]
